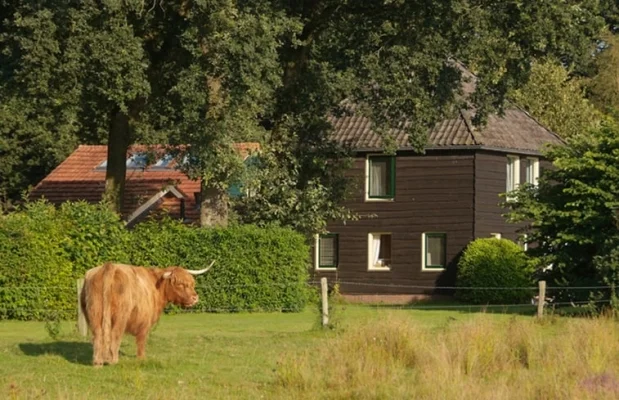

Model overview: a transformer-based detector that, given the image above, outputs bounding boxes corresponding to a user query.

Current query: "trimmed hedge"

[456,238,534,304]
[0,201,310,320]
[0,201,129,320]
[129,218,311,312]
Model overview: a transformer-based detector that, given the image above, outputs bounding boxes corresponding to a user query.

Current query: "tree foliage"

[1,0,608,231]
[506,123,619,301]
[510,59,602,139]
[586,33,619,117]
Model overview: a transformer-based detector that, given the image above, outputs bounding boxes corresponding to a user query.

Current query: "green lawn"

[0,304,605,399]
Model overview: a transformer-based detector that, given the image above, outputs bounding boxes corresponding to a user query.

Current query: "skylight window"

[152,154,174,169]
[126,153,148,169]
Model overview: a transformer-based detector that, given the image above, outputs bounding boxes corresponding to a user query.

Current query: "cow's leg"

[92,329,105,367]
[108,317,128,365]
[136,330,148,360]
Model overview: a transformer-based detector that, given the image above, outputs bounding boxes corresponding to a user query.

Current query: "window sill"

[368,267,391,272]
[365,197,394,202]
[421,267,445,272]
[316,267,337,271]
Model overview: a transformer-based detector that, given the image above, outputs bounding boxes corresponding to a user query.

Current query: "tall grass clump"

[274,314,619,400]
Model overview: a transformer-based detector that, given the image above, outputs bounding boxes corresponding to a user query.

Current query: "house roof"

[30,143,259,220]
[329,65,564,155]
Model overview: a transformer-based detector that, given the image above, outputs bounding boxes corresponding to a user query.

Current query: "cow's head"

[159,261,215,308]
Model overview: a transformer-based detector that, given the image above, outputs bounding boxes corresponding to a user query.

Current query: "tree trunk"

[199,182,228,227]
[103,109,131,214]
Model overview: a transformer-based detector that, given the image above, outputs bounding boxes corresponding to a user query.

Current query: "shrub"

[128,218,311,312]
[56,201,131,275]
[0,202,76,320]
[0,201,310,320]
[456,238,533,304]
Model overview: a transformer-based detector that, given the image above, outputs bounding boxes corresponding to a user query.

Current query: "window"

[506,155,520,193]
[490,233,502,239]
[368,233,392,270]
[525,157,539,186]
[366,155,395,200]
[316,234,338,269]
[521,234,528,252]
[126,153,148,169]
[152,154,174,169]
[422,233,446,270]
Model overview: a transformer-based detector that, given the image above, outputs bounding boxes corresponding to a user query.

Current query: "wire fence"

[0,280,615,317]
[1,281,614,291]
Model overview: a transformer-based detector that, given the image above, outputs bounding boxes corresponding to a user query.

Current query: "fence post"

[76,278,88,337]
[537,280,546,319]
[321,277,329,328]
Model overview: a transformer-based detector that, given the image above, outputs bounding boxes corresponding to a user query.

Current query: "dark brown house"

[312,104,562,301]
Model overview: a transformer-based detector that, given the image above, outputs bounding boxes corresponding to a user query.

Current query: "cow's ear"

[162,271,173,279]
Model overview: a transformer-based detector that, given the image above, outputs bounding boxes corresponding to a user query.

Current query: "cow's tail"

[101,262,114,358]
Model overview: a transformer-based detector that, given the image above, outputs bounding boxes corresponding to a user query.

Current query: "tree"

[1,0,285,222]
[510,59,602,139]
[506,123,619,302]
[586,33,619,117]
[1,0,608,230]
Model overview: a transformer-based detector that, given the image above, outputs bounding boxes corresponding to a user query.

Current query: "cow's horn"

[187,260,215,275]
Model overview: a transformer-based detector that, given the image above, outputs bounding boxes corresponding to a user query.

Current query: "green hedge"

[456,238,534,304]
[0,201,129,320]
[128,219,310,312]
[0,201,310,320]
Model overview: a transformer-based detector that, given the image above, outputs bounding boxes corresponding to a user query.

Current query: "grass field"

[0,304,618,399]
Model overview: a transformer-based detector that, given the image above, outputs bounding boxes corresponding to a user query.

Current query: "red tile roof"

[30,143,259,221]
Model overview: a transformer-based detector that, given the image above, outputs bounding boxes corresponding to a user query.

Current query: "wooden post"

[321,277,329,328]
[537,280,546,319]
[76,278,88,337]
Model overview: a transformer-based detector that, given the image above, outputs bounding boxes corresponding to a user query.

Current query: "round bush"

[456,238,533,304]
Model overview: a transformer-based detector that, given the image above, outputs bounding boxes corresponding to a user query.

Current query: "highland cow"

[80,261,214,366]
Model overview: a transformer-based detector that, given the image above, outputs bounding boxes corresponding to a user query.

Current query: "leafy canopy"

[506,123,619,299]
[0,0,609,231]
[510,58,602,139]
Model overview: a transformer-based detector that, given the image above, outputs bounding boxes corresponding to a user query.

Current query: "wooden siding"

[473,151,526,242]
[315,152,476,295]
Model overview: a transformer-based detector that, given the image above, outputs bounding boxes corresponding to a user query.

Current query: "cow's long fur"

[81,262,202,366]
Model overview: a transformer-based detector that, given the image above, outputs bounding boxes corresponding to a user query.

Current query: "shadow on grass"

[19,341,93,365]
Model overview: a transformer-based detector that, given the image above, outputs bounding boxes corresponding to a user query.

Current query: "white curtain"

[426,240,433,266]
[506,161,513,192]
[372,234,381,266]
[370,161,387,196]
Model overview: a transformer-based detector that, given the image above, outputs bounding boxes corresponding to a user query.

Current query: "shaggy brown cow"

[80,261,214,366]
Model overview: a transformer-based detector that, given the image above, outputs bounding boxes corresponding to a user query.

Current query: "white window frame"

[521,234,528,252]
[314,234,338,271]
[525,157,539,186]
[421,233,447,272]
[367,232,392,271]
[506,155,521,197]
[490,233,502,239]
[364,154,395,202]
